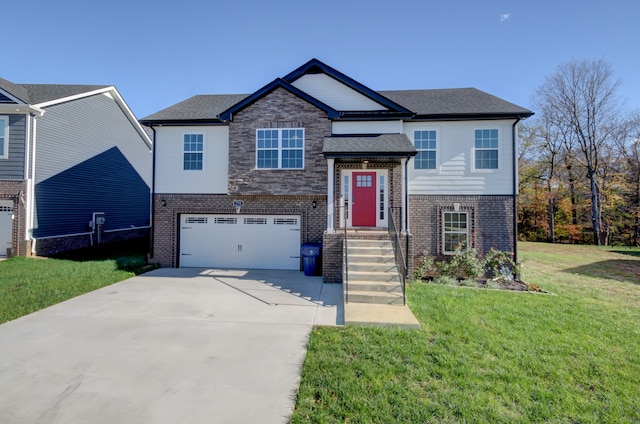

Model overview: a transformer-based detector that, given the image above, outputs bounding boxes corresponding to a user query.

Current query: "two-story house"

[141,59,532,283]
[0,78,152,257]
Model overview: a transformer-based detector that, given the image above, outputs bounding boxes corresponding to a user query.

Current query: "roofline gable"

[282,58,413,116]
[218,78,340,121]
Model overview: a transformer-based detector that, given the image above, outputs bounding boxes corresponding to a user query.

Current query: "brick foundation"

[151,194,327,268]
[0,180,29,257]
[408,194,515,276]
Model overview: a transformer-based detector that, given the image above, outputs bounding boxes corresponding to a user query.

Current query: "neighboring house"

[141,59,532,282]
[0,77,152,257]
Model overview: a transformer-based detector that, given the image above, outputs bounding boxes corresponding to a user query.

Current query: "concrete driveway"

[0,268,343,424]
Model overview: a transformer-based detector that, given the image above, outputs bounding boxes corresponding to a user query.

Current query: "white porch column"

[326,158,335,233]
[401,158,408,234]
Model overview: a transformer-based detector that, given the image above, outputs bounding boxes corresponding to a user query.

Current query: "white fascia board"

[34,86,152,149]
[0,104,45,116]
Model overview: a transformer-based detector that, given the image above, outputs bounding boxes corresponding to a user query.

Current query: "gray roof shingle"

[140,94,249,122]
[380,88,532,117]
[21,84,109,104]
[140,88,532,123]
[323,134,416,158]
[0,77,109,105]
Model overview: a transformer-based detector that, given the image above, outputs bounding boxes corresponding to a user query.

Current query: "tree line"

[518,59,640,246]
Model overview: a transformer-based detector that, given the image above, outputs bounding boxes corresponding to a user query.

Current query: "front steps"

[345,238,404,305]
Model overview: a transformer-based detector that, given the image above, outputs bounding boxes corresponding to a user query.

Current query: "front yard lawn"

[292,242,640,423]
[0,241,150,324]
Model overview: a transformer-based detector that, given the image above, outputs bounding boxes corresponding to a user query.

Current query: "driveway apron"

[0,268,343,424]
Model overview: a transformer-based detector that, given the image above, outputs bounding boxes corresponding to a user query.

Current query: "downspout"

[149,125,157,259]
[512,116,523,264]
[30,114,39,255]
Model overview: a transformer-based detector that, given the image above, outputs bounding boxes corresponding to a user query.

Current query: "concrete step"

[348,280,403,293]
[347,254,396,265]
[348,270,402,283]
[344,303,421,329]
[346,290,404,305]
[348,261,399,273]
[347,246,394,257]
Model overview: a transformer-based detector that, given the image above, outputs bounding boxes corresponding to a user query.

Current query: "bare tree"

[534,60,622,245]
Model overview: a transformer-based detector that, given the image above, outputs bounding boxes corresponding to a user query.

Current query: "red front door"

[352,172,376,227]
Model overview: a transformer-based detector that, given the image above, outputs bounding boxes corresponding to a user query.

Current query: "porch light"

[312,200,317,209]
[362,160,369,169]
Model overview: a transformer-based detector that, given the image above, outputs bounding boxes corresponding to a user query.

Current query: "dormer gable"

[218,78,339,121]
[283,58,413,117]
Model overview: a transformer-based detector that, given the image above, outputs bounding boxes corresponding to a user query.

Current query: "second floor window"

[183,133,203,170]
[414,130,436,170]
[474,129,499,169]
[0,116,8,159]
[256,128,304,169]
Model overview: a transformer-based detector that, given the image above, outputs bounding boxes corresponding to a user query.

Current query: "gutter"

[149,125,157,259]
[512,116,523,264]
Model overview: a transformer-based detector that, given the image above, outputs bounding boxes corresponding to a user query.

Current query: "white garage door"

[0,200,13,257]
[180,214,301,270]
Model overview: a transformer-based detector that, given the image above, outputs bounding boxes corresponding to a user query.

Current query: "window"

[414,130,436,169]
[256,128,304,169]
[474,129,498,169]
[443,211,468,254]
[183,134,203,170]
[0,116,8,159]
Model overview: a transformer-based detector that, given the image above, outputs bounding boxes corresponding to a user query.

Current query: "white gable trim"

[292,73,387,111]
[35,87,152,149]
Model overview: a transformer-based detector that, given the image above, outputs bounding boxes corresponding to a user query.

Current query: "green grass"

[292,242,640,423]
[0,240,151,324]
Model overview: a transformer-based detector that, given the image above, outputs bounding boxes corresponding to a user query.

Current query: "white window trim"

[442,210,469,255]
[340,169,388,228]
[183,133,205,171]
[255,128,305,170]
[472,127,500,172]
[0,116,8,159]
[413,129,438,172]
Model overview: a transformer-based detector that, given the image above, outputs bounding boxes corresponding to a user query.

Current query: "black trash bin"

[301,243,321,276]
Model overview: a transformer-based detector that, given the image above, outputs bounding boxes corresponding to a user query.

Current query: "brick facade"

[408,194,515,275]
[227,87,331,195]
[0,180,29,256]
[151,194,327,267]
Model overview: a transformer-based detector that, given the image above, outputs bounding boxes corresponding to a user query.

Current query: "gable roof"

[0,77,109,105]
[218,78,341,121]
[282,59,413,118]
[140,59,533,124]
[0,76,151,147]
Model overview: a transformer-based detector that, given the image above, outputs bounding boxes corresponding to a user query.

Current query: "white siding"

[332,120,403,134]
[406,120,516,195]
[292,74,386,111]
[155,125,228,194]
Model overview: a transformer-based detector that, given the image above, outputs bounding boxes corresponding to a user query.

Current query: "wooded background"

[518,59,640,246]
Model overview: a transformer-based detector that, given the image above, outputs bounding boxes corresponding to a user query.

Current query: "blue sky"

[2,0,639,119]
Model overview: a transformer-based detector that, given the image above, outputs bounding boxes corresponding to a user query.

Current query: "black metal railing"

[388,206,407,305]
[342,203,349,303]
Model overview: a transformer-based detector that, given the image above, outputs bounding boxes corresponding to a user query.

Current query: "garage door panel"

[180,214,301,270]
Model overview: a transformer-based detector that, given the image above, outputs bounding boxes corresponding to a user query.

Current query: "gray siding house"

[0,77,152,257]
[141,59,533,294]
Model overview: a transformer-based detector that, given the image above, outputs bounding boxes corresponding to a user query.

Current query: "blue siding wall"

[0,114,26,179]
[33,146,150,238]
[0,93,14,103]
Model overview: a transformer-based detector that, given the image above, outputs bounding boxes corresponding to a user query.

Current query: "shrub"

[482,248,517,278]
[441,244,484,279]
[413,256,442,280]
